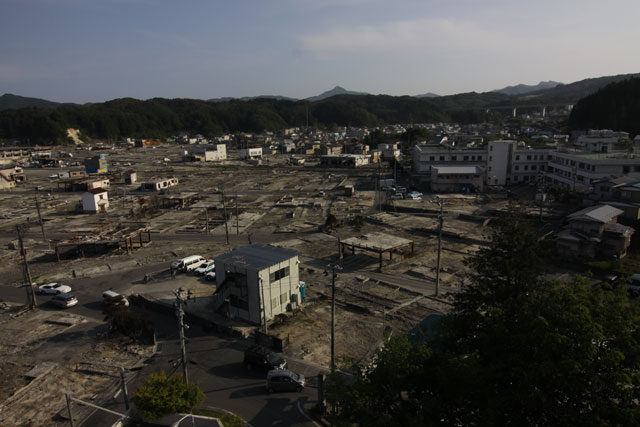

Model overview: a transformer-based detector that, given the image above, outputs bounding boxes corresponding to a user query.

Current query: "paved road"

[83,311,322,427]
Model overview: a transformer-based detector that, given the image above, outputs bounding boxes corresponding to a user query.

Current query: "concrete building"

[192,144,227,162]
[124,170,137,184]
[545,150,640,191]
[430,166,485,193]
[82,188,109,213]
[140,177,179,191]
[240,148,262,160]
[212,245,301,325]
[84,154,108,174]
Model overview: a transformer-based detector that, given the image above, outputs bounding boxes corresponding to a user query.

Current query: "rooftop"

[568,204,623,224]
[341,232,413,252]
[214,244,299,270]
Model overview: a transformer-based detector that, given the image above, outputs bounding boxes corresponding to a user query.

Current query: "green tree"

[132,371,205,420]
[329,208,640,426]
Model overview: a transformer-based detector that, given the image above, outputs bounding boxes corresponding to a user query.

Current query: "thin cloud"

[135,29,200,49]
[300,19,509,59]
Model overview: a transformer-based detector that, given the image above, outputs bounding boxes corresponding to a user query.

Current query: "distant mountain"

[415,92,440,98]
[493,81,562,95]
[0,93,61,111]
[306,86,368,102]
[512,72,640,105]
[208,95,297,103]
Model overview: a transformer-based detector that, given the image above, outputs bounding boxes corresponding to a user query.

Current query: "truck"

[379,179,395,191]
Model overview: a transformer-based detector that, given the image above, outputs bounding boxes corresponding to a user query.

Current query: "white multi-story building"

[545,150,640,190]
[414,140,551,187]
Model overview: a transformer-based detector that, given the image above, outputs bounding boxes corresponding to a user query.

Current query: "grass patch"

[193,408,245,427]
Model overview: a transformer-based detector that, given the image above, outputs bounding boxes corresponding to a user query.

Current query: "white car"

[194,261,215,275]
[205,271,217,281]
[38,283,72,295]
[51,293,78,308]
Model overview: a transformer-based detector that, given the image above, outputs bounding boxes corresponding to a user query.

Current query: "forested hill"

[0,95,461,145]
[568,77,640,136]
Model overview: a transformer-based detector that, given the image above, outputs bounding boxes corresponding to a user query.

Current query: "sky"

[1,0,639,103]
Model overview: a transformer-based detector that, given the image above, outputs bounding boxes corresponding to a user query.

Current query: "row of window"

[515,154,552,161]
[269,266,290,282]
[428,155,484,162]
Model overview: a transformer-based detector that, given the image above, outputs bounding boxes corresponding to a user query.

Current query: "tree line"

[568,77,640,136]
[0,95,499,145]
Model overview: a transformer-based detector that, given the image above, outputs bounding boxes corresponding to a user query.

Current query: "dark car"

[244,345,287,370]
[266,369,305,393]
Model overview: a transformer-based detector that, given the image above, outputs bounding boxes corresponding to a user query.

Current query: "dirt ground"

[0,144,552,423]
[0,304,154,427]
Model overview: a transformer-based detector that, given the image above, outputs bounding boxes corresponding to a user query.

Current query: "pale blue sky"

[1,0,639,103]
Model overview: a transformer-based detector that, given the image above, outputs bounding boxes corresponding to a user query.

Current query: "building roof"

[433,166,484,175]
[86,188,107,195]
[214,244,299,270]
[568,204,623,223]
[341,232,413,252]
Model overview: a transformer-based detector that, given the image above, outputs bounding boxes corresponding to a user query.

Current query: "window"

[430,156,435,161]
[272,297,279,309]
[280,292,289,304]
[451,156,457,161]
[269,266,290,282]
[524,165,529,171]
[463,156,469,161]
[515,165,519,171]
[490,145,493,151]
[439,156,445,161]
[515,155,520,160]
[488,166,492,171]
[489,156,493,161]
[478,156,483,161]
[527,155,531,160]
[532,165,537,171]
[624,166,630,174]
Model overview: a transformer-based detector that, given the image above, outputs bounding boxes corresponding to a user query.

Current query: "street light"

[325,263,342,374]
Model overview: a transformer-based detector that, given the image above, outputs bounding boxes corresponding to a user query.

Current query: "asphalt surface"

[0,263,324,427]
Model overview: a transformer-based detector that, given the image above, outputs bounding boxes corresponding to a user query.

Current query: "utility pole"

[34,196,47,245]
[434,198,443,297]
[66,393,75,427]
[235,190,239,236]
[119,367,130,410]
[221,187,229,245]
[173,288,192,384]
[17,225,37,308]
[327,263,342,374]
[259,278,268,334]
[204,207,209,234]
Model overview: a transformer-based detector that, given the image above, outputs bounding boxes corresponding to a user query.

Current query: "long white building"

[413,139,640,191]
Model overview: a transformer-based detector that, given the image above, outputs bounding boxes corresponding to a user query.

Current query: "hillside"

[493,81,562,95]
[0,93,61,111]
[568,77,640,136]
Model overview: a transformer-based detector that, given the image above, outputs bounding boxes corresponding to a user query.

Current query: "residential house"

[82,188,109,213]
[192,144,227,162]
[555,205,634,259]
[84,154,108,174]
[0,166,25,190]
[124,170,137,184]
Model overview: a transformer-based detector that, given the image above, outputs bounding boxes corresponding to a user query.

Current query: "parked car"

[102,290,130,307]
[266,369,305,393]
[38,283,72,295]
[51,293,78,308]
[194,260,215,275]
[408,193,422,200]
[396,186,407,194]
[205,271,217,281]
[390,193,404,200]
[244,345,287,370]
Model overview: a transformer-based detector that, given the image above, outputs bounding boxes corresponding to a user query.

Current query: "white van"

[179,255,206,272]
[171,255,205,271]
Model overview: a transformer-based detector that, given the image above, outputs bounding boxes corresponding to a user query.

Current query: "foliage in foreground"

[327,208,640,426]
[132,371,205,420]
